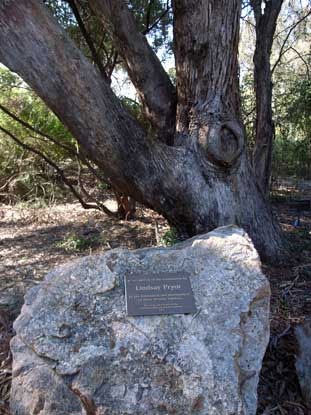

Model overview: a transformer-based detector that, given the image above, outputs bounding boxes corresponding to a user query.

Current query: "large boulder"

[10,226,270,415]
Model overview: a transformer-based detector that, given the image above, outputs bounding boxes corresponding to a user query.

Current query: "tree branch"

[271,9,311,75]
[90,0,176,144]
[142,3,170,35]
[144,0,155,34]
[288,46,310,80]
[105,50,119,80]
[76,154,116,216]
[66,0,109,82]
[0,124,117,216]
[0,102,77,157]
[0,101,115,192]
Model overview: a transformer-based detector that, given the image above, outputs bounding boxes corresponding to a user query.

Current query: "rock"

[10,225,270,415]
[295,319,311,407]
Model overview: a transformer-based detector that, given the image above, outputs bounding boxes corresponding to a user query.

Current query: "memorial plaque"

[125,271,197,316]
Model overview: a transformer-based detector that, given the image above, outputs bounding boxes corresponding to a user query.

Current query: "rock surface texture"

[10,226,270,415]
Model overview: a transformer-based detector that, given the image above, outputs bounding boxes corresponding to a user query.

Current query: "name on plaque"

[125,271,197,316]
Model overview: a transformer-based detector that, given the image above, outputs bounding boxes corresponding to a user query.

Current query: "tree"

[250,0,283,196]
[249,0,311,194]
[0,0,286,262]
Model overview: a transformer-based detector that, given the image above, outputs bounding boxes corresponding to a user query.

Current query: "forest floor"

[0,191,311,415]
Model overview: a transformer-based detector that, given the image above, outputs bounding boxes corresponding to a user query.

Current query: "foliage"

[167,67,176,86]
[0,67,73,203]
[128,0,172,55]
[240,2,311,181]
[44,0,173,76]
[240,70,256,150]
[160,227,178,246]
[272,73,311,180]
[55,232,105,252]
[287,79,311,135]
[0,66,115,208]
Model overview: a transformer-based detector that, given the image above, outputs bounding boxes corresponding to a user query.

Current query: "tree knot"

[198,120,244,167]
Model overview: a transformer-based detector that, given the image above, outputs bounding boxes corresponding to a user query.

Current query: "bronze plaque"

[125,271,197,316]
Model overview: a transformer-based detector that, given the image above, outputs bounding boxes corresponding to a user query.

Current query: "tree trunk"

[251,0,283,195]
[0,0,287,263]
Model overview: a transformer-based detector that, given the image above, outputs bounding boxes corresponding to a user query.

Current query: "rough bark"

[173,0,243,160]
[0,0,287,263]
[90,0,176,144]
[251,0,283,195]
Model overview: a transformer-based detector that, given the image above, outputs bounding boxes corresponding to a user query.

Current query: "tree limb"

[144,0,155,34]
[288,46,310,80]
[271,9,311,75]
[0,102,78,157]
[0,124,117,216]
[76,154,116,216]
[90,0,176,144]
[0,101,115,192]
[142,2,170,35]
[66,0,109,82]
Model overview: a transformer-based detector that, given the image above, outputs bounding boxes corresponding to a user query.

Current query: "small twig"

[144,0,156,34]
[284,400,307,409]
[282,274,301,297]
[105,51,119,80]
[270,324,291,349]
[0,173,18,191]
[277,403,286,415]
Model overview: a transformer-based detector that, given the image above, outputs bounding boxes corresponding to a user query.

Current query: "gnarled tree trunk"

[0,0,287,262]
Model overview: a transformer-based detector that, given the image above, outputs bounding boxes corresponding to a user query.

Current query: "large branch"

[90,0,176,144]
[0,0,185,214]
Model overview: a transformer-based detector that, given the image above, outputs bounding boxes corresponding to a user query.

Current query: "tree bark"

[173,0,242,157]
[90,0,176,144]
[0,0,287,263]
[251,0,283,195]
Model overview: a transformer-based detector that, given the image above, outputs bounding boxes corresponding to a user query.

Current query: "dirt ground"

[0,196,311,414]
